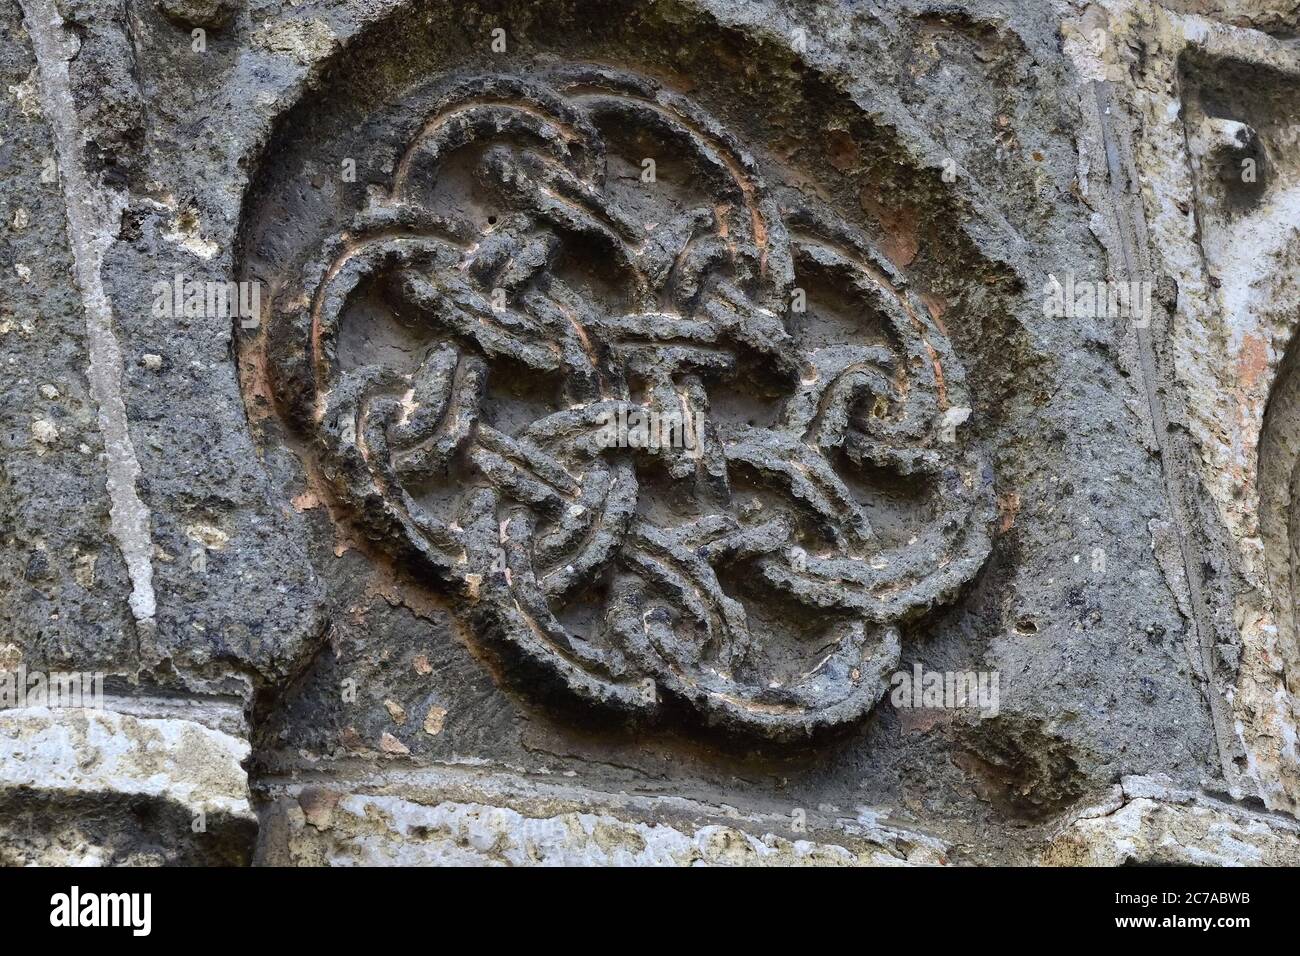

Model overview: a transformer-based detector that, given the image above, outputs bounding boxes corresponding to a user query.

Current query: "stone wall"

[2,0,1298,865]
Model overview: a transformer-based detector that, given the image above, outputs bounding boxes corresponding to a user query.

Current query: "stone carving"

[254,66,994,737]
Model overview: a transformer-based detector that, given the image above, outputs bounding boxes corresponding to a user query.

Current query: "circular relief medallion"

[242,65,995,738]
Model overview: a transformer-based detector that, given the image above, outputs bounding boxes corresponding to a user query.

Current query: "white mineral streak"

[20,0,156,623]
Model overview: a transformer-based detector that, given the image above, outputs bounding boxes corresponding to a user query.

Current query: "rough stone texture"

[1070,0,1300,814]
[1160,0,1300,33]
[156,0,241,31]
[255,766,950,865]
[1,0,137,684]
[1,0,1298,865]
[1043,775,1300,866]
[0,704,255,864]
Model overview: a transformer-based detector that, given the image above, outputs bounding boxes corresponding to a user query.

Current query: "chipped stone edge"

[19,0,156,625]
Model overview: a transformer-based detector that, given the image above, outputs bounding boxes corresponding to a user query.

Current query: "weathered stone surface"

[1,0,1298,867]
[1043,776,1300,866]
[1160,0,1300,34]
[255,765,950,866]
[265,795,926,866]
[1,0,137,681]
[0,704,256,864]
[1072,0,1300,814]
[155,0,240,32]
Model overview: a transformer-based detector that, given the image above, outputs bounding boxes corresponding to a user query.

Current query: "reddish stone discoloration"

[1237,332,1269,391]
[291,489,321,512]
[920,291,950,337]
[997,492,1021,533]
[237,323,277,424]
[860,189,920,268]
[898,707,956,735]
[826,129,859,172]
[1231,333,1273,500]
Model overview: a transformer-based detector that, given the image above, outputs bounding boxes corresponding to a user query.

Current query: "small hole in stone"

[1014,618,1038,635]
